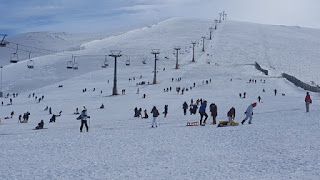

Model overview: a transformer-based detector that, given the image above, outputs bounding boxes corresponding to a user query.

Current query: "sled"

[217,120,238,127]
[186,121,199,126]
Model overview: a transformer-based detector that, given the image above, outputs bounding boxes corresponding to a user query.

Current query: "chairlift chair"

[27,52,34,69]
[142,57,147,64]
[67,61,73,69]
[73,62,78,70]
[10,53,19,63]
[27,60,34,69]
[102,56,108,68]
[125,60,130,66]
[0,34,8,47]
[125,56,130,66]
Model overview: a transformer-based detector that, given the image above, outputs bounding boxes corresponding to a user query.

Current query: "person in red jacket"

[305,92,312,112]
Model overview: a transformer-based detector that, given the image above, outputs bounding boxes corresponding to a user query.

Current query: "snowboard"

[33,128,48,130]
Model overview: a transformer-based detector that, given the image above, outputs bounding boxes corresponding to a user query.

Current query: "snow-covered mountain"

[0,18,319,180]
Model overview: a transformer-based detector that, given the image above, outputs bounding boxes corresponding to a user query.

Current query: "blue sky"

[0,0,319,36]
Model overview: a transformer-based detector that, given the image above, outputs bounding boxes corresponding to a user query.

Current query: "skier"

[150,106,159,128]
[227,107,235,124]
[209,103,217,124]
[258,96,261,103]
[305,92,312,112]
[241,103,257,125]
[163,105,168,118]
[182,101,188,115]
[35,120,44,130]
[49,107,52,114]
[199,100,208,125]
[77,109,90,132]
[274,89,277,96]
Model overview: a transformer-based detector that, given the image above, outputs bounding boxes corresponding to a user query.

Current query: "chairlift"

[0,34,8,47]
[10,53,19,63]
[125,56,130,66]
[67,61,73,69]
[73,62,78,70]
[102,55,108,68]
[142,57,147,64]
[27,52,34,69]
[10,44,19,63]
[73,56,78,70]
[67,55,74,69]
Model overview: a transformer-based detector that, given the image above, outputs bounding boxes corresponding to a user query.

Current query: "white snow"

[0,18,320,180]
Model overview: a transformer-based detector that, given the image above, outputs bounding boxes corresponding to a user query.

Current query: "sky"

[0,0,319,36]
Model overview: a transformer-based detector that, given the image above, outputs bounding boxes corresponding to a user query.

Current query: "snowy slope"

[0,18,320,180]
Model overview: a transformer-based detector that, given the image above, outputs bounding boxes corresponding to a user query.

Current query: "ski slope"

[0,18,320,180]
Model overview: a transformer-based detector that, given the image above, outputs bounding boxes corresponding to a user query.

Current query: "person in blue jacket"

[199,100,208,125]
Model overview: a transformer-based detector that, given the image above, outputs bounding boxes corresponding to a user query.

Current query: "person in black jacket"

[182,102,188,115]
[35,120,44,129]
[209,103,217,124]
[150,106,159,128]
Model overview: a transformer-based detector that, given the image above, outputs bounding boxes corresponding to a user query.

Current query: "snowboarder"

[243,92,246,99]
[150,106,159,128]
[305,92,312,112]
[227,107,235,124]
[182,102,188,115]
[77,109,90,132]
[100,103,104,109]
[138,108,142,118]
[35,120,44,130]
[199,101,208,125]
[163,105,168,118]
[241,103,257,125]
[209,103,217,124]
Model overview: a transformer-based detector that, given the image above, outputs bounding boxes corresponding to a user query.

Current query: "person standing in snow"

[305,92,312,112]
[199,100,208,125]
[182,101,188,115]
[209,103,217,124]
[227,107,235,124]
[77,109,90,132]
[150,106,159,128]
[163,105,168,118]
[241,103,257,125]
